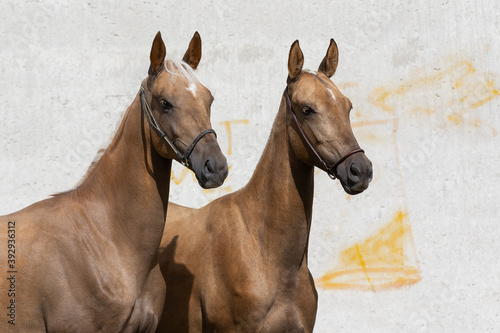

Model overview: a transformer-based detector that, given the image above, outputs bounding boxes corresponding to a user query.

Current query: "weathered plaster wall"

[1,1,499,331]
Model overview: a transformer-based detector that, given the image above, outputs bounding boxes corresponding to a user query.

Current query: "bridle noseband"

[139,85,216,168]
[285,86,364,180]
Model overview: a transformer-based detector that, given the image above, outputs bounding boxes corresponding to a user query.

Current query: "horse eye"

[160,99,173,110]
[301,106,315,116]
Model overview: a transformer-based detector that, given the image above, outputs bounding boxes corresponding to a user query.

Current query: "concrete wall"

[1,0,499,331]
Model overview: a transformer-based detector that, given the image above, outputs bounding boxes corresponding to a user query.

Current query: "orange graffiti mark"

[371,61,475,113]
[371,87,393,113]
[220,119,250,156]
[447,114,463,125]
[317,210,421,292]
[355,243,375,292]
[170,167,196,185]
[336,81,359,90]
[351,119,397,128]
[369,60,500,126]
[410,107,435,116]
[469,79,499,109]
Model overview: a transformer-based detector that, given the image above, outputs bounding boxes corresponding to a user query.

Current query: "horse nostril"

[350,163,360,177]
[205,160,215,174]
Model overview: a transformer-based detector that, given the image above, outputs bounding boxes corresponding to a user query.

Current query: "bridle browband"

[139,85,216,168]
[285,86,364,180]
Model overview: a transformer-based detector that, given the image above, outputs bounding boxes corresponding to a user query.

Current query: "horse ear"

[182,31,202,70]
[149,31,166,75]
[288,40,304,81]
[318,38,339,78]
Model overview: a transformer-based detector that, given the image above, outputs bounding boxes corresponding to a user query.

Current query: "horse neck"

[74,92,171,269]
[242,91,314,269]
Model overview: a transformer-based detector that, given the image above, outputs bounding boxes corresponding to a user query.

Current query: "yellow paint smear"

[220,119,250,156]
[317,211,421,291]
[369,60,500,127]
[170,167,192,185]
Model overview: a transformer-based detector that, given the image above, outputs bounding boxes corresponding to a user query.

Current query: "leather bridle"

[285,86,364,180]
[139,85,216,168]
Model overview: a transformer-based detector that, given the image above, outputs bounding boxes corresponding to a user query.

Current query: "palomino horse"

[0,32,227,332]
[155,39,373,332]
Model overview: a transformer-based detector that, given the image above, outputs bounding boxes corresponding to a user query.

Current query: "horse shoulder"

[1,195,149,331]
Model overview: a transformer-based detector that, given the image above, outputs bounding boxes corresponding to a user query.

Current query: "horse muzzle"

[335,152,373,195]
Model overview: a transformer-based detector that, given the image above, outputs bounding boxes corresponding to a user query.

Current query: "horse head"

[286,39,373,194]
[143,32,228,189]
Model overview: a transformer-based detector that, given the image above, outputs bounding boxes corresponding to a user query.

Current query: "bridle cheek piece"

[139,85,216,168]
[285,86,364,180]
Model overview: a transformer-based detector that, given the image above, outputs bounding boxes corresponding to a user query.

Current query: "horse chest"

[43,297,157,333]
[206,272,315,332]
[207,294,311,332]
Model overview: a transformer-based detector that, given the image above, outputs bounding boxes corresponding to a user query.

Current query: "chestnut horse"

[156,39,373,332]
[0,32,227,332]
